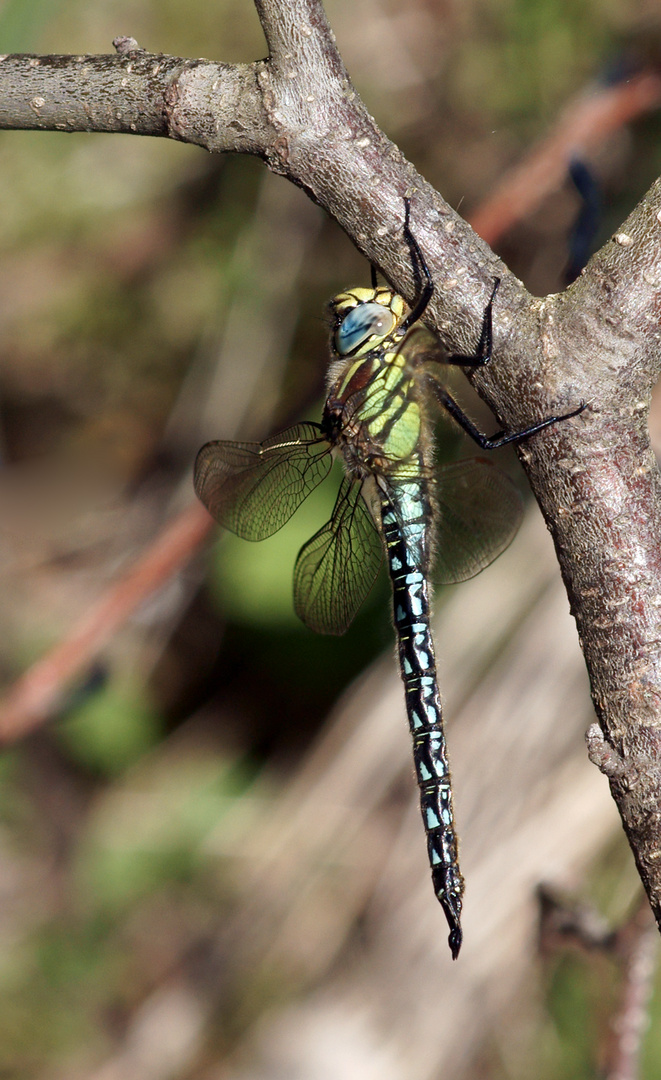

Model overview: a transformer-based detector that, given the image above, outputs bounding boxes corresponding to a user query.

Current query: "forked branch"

[1,0,661,938]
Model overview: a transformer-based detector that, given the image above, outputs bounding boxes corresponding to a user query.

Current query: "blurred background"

[1,0,661,1077]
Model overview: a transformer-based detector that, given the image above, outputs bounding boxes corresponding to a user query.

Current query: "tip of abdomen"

[448,923,462,960]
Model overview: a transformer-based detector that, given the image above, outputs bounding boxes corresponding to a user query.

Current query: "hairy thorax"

[323,347,427,483]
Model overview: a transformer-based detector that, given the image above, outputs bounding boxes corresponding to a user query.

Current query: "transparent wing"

[399,321,442,364]
[194,422,331,541]
[293,477,383,635]
[432,458,523,584]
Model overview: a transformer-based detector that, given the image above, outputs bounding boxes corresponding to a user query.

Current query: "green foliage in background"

[58,679,162,775]
[0,0,70,53]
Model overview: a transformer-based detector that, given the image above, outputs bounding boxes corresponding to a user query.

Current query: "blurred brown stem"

[0,0,661,948]
[0,502,212,743]
[604,899,659,1080]
[467,71,661,245]
[539,890,658,1079]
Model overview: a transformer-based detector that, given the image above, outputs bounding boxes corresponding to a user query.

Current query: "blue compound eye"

[335,303,395,355]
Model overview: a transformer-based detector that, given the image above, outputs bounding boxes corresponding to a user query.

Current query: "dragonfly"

[194,200,584,958]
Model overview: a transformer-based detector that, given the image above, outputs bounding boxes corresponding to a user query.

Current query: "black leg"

[400,197,434,331]
[370,263,378,290]
[427,379,586,449]
[442,279,500,369]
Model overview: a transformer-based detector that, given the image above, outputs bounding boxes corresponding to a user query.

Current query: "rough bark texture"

[1,0,661,932]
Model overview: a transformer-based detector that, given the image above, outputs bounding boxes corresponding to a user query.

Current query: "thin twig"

[468,71,661,245]
[604,899,659,1080]
[0,502,212,744]
[539,890,658,1080]
[538,884,617,952]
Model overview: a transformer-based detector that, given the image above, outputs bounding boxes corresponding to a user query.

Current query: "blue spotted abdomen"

[378,481,464,958]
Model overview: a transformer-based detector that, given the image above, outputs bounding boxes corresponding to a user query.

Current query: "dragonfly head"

[329,287,408,358]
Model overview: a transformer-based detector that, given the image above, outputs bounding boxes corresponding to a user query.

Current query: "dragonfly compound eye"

[335,302,395,355]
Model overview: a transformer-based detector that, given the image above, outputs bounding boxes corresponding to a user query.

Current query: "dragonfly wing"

[194,422,331,541]
[432,458,523,584]
[293,477,383,635]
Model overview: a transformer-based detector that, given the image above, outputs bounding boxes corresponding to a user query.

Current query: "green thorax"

[322,285,436,485]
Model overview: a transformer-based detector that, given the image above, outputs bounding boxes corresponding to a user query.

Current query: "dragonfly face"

[194,198,584,959]
[329,287,407,358]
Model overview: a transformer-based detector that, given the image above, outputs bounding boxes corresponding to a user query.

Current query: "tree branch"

[0,44,267,148]
[2,0,661,938]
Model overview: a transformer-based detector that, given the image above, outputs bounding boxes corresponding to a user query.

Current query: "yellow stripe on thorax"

[350,347,422,465]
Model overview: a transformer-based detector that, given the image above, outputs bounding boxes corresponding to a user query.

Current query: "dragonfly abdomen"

[379,485,464,959]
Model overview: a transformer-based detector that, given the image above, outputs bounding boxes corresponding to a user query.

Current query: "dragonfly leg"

[441,279,500,368]
[428,381,587,449]
[400,197,434,331]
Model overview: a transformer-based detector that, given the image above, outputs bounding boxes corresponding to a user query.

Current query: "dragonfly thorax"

[321,403,383,481]
[324,286,424,476]
[322,348,427,487]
